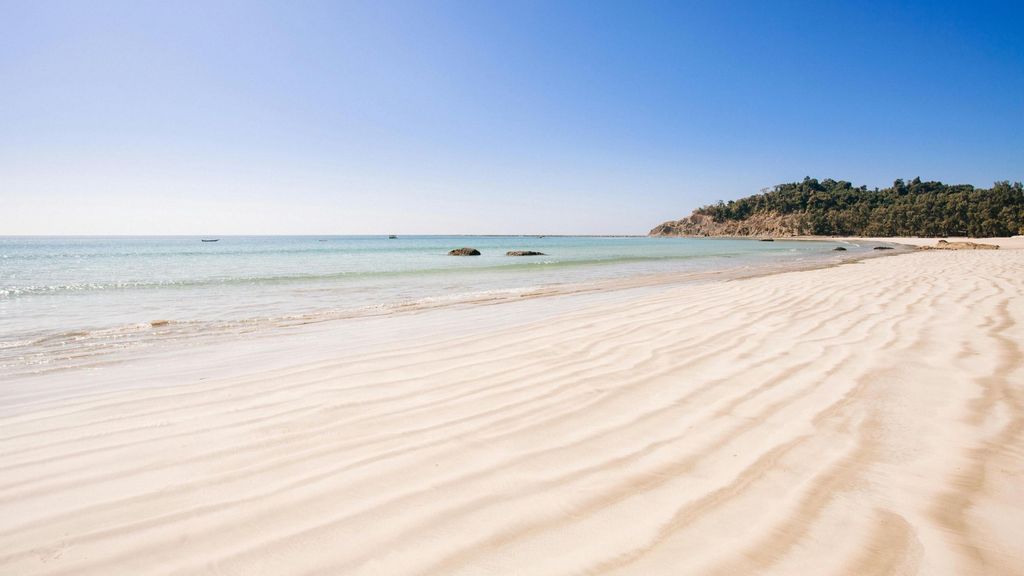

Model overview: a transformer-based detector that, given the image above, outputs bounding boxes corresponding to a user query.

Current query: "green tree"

[690,178,1024,237]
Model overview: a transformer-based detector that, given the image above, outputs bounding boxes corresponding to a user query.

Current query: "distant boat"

[201,239,219,242]
[388,235,398,239]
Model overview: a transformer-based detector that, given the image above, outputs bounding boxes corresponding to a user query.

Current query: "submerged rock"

[448,248,481,256]
[873,246,895,250]
[759,238,774,242]
[833,246,847,251]
[506,251,546,256]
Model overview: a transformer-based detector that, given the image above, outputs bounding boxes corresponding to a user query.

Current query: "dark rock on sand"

[448,248,481,256]
[921,239,999,251]
[506,251,546,256]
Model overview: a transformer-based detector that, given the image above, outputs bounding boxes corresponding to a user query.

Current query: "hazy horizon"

[2,1,1022,235]
[0,233,656,237]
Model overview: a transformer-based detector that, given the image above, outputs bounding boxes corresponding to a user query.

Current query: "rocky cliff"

[649,211,806,237]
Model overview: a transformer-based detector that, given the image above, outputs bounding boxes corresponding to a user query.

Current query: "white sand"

[1,248,1023,575]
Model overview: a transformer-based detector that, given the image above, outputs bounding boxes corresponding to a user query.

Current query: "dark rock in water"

[833,246,847,251]
[448,247,481,256]
[759,238,774,242]
[873,246,895,250]
[506,251,546,256]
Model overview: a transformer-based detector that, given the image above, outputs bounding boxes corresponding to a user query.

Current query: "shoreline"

[2,238,898,379]
[6,234,1012,380]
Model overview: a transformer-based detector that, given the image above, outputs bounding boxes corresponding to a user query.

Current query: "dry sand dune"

[1,249,1023,575]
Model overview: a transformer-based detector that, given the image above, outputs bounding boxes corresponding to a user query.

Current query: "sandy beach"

[1,246,1022,575]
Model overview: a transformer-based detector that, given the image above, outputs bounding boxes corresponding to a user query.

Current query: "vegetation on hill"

[651,178,1024,237]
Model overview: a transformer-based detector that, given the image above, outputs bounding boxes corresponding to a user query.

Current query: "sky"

[1,0,1022,235]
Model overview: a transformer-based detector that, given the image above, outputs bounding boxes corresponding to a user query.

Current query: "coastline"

[1,244,1022,574]
[1,236,889,378]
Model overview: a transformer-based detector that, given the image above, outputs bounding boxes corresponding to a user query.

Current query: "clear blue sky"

[1,0,1021,235]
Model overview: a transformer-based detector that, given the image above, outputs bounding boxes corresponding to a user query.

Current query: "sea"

[0,235,882,375]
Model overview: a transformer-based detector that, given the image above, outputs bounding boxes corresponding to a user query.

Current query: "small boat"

[388,235,397,239]
[201,239,220,242]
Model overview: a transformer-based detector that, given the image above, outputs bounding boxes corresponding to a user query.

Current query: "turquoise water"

[0,235,871,373]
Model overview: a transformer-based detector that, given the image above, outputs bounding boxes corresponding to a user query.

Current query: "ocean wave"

[0,253,724,297]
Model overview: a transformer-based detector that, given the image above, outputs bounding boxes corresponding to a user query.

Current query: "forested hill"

[650,178,1024,238]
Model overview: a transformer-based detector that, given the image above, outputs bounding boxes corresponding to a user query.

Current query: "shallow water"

[0,235,871,373]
